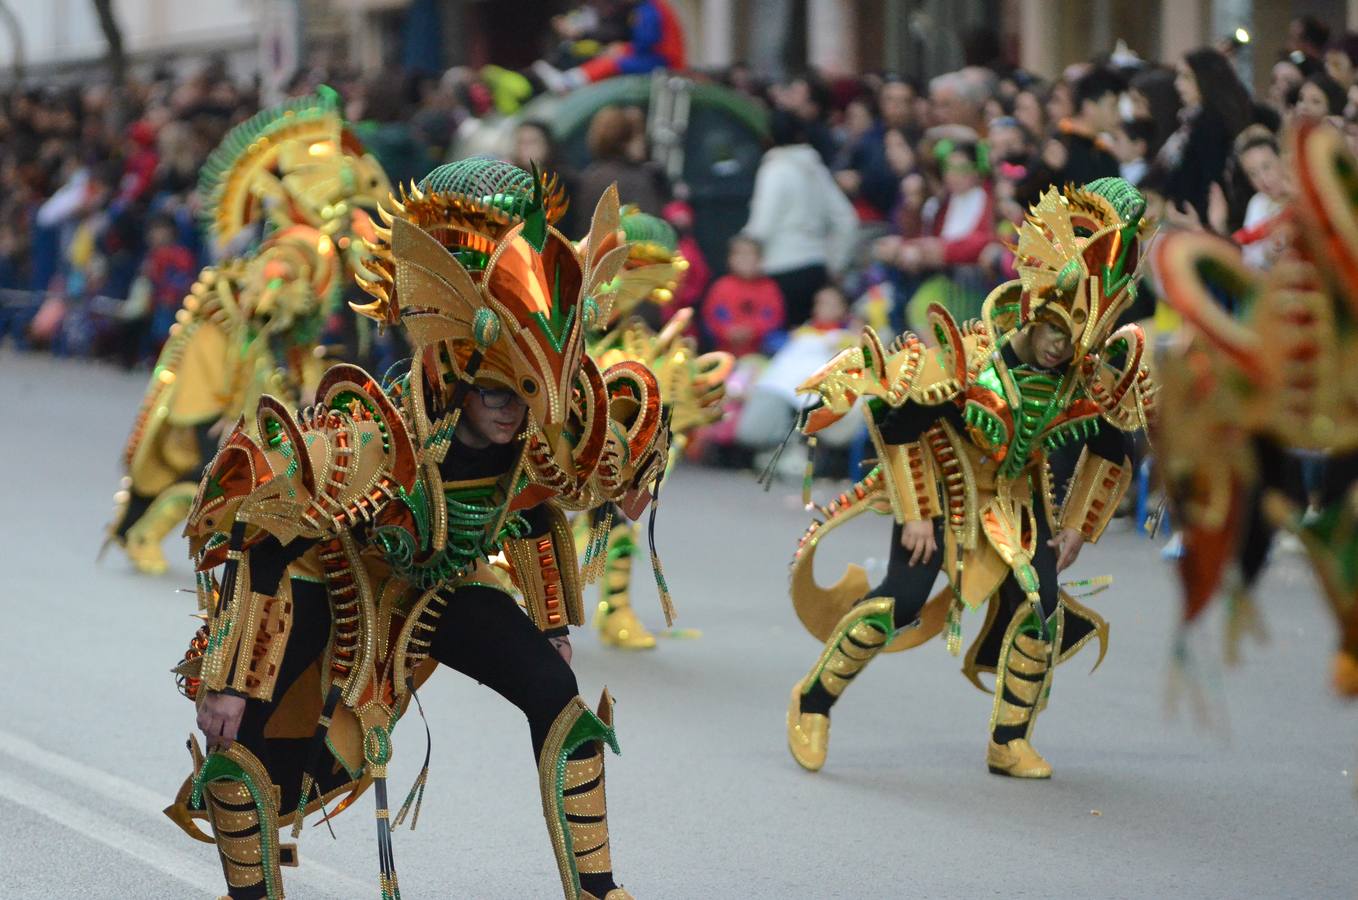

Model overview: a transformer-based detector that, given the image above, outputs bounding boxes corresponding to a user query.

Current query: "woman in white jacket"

[742,111,860,325]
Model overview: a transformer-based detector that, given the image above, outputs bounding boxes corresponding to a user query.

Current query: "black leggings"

[802,515,1060,719]
[426,584,581,758]
[872,516,1060,632]
[236,582,582,773]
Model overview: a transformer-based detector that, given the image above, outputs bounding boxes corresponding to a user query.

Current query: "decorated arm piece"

[181,364,418,701]
[502,504,586,635]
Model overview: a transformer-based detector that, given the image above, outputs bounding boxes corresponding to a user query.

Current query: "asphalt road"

[2,350,1355,899]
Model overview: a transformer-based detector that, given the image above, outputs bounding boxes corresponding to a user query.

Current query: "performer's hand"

[899,520,937,567]
[198,691,246,751]
[1048,528,1084,572]
[550,634,573,665]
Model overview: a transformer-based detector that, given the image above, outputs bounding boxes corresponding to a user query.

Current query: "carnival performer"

[163,159,668,900]
[785,177,1156,779]
[106,87,391,575]
[579,208,732,648]
[1154,121,1358,697]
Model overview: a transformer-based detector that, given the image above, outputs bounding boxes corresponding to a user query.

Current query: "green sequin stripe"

[806,606,895,687]
[191,754,281,899]
[997,368,1065,480]
[1042,415,1100,452]
[379,482,529,589]
[550,708,621,894]
[963,401,1009,447]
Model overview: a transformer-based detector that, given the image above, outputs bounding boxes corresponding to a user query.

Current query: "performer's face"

[1029,320,1074,369]
[462,387,527,446]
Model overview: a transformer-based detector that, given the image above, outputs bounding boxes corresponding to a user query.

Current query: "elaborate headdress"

[1005,177,1148,357]
[600,208,688,325]
[197,85,390,253]
[352,157,629,437]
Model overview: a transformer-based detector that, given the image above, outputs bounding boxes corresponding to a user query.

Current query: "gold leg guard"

[595,523,656,650]
[986,607,1059,779]
[787,596,895,772]
[123,481,197,574]
[195,744,295,899]
[539,690,626,900]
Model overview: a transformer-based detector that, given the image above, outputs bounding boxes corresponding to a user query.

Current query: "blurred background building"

[1,0,1355,92]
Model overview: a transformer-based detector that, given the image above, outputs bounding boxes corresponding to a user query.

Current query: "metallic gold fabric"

[1060,450,1132,542]
[536,691,621,900]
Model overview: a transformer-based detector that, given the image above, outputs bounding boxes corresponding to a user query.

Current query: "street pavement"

[1,349,1355,899]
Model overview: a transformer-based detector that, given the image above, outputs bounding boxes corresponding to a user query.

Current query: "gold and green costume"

[107,87,391,575]
[575,209,732,648]
[785,178,1156,778]
[166,160,667,899]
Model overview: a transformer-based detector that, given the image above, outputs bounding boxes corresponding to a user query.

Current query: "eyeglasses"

[475,387,527,410]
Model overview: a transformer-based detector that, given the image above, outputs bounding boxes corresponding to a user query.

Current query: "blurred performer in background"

[1155,121,1358,700]
[164,160,667,899]
[106,87,390,575]
[578,207,732,648]
[784,178,1156,779]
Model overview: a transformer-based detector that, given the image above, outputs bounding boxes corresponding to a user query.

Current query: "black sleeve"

[247,535,318,596]
[874,400,960,445]
[1087,420,1131,464]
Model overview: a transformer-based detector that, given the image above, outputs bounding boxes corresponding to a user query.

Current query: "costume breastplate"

[963,354,1100,479]
[374,475,529,590]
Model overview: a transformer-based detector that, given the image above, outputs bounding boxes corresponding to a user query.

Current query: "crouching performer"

[164,158,666,899]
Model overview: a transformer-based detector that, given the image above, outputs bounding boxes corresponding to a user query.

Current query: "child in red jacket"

[701,234,785,357]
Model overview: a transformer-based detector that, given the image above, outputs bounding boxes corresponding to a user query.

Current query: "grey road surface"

[1,351,1354,899]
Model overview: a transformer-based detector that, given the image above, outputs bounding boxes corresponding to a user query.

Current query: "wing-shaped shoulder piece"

[185,364,418,564]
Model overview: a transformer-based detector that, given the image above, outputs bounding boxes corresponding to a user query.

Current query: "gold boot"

[986,607,1057,779]
[595,522,656,650]
[788,596,895,772]
[539,690,627,900]
[122,481,197,574]
[197,745,295,899]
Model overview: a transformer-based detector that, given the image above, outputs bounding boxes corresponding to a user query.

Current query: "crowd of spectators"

[1,11,1351,478]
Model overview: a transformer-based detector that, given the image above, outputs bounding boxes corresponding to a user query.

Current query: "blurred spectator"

[534,0,686,93]
[1295,72,1346,119]
[575,105,669,227]
[1290,15,1331,66]
[1029,67,1122,191]
[836,77,917,220]
[735,283,859,453]
[701,234,784,357]
[1270,54,1312,114]
[1233,125,1292,270]
[660,199,711,327]
[1112,118,1155,186]
[930,68,993,132]
[1163,47,1254,222]
[139,213,197,360]
[1127,66,1182,157]
[770,72,838,165]
[1325,34,1358,90]
[1012,86,1047,140]
[874,139,994,332]
[744,110,858,325]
